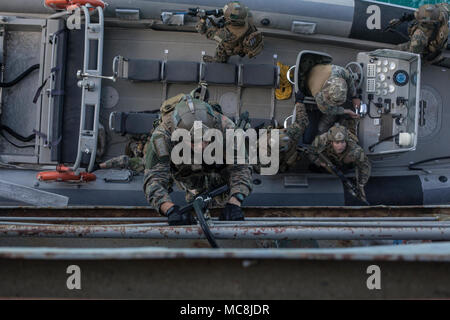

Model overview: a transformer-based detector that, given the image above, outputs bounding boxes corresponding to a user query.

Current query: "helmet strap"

[185,95,195,113]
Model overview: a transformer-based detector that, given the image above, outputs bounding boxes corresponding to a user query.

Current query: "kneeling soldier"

[389,3,448,64]
[308,123,371,198]
[196,1,263,63]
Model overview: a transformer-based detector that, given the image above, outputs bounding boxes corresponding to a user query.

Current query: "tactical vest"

[220,22,263,58]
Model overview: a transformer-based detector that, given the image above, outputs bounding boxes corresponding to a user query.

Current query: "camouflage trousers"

[102,155,145,173]
[203,44,242,63]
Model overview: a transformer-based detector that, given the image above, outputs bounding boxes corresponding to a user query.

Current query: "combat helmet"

[316,76,348,108]
[223,1,248,26]
[172,94,218,136]
[415,4,441,24]
[327,123,348,142]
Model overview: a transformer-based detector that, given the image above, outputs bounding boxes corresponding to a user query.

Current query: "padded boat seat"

[250,118,273,129]
[164,61,200,83]
[240,64,279,87]
[109,111,159,135]
[201,63,237,84]
[127,59,161,81]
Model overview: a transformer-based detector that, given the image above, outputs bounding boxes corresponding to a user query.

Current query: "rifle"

[297,145,370,205]
[178,184,229,248]
[161,7,224,27]
[382,12,414,41]
[187,7,224,19]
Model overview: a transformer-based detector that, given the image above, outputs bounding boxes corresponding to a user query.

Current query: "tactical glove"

[295,90,305,104]
[400,12,414,22]
[389,18,400,26]
[167,205,196,226]
[220,203,245,221]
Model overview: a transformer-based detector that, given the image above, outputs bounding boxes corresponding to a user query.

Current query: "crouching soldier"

[297,63,361,136]
[254,92,309,173]
[98,134,149,174]
[389,3,449,64]
[308,123,371,199]
[196,1,263,63]
[143,90,252,225]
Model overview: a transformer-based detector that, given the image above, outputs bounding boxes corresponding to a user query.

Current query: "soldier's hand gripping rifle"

[178,184,229,248]
[297,145,370,205]
[188,7,225,27]
[188,7,224,19]
[382,12,415,41]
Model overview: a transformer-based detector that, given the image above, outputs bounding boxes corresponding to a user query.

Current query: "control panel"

[356,49,421,155]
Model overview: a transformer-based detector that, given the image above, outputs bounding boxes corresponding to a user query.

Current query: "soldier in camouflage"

[196,1,263,63]
[255,92,309,173]
[308,123,371,198]
[390,3,449,64]
[143,87,253,225]
[99,135,149,174]
[298,63,361,136]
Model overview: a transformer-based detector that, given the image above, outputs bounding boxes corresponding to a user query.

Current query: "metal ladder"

[71,6,104,173]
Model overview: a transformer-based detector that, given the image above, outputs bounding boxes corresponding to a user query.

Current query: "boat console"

[357,49,421,155]
[289,49,421,156]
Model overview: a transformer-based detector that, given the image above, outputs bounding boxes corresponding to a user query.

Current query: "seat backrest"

[163,60,200,83]
[201,62,238,85]
[239,64,279,87]
[126,59,161,81]
[109,111,159,135]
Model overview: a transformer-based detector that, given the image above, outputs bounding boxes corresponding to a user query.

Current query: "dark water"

[376,0,447,8]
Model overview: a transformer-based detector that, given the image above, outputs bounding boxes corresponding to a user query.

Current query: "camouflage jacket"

[401,4,449,58]
[143,107,252,213]
[196,17,261,58]
[101,155,145,173]
[308,133,371,186]
[315,65,358,116]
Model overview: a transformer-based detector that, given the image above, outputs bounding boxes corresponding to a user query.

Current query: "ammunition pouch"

[242,30,263,58]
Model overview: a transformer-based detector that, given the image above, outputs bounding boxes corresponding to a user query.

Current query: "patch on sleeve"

[153,135,169,159]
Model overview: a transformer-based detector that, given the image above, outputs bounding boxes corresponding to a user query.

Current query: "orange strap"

[37,165,96,182]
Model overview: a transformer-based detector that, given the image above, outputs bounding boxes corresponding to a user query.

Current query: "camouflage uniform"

[196,1,263,63]
[396,4,449,64]
[143,93,252,214]
[100,135,149,173]
[100,155,145,173]
[313,65,359,135]
[255,102,309,173]
[308,124,371,194]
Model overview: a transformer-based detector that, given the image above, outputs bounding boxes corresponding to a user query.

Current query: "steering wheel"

[345,62,364,90]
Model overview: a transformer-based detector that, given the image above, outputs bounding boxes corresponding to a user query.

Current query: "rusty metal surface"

[2,224,450,240]
[1,242,450,261]
[1,205,450,218]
